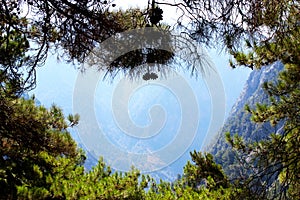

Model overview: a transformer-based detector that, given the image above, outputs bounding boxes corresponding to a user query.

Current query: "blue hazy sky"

[29,48,251,180]
[30,49,251,118]
[30,0,251,119]
[28,1,252,180]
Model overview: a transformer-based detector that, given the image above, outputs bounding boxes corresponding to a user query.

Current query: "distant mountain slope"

[209,62,284,178]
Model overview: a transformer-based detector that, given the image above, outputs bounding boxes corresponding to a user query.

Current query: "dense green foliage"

[0,91,81,198]
[0,93,240,199]
[227,65,300,199]
[1,0,299,199]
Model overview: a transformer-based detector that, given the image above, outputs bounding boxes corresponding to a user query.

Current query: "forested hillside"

[210,62,284,179]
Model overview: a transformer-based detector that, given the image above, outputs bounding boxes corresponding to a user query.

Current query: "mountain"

[208,61,284,179]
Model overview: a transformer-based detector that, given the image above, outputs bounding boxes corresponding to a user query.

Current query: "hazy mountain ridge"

[230,62,283,115]
[209,62,284,178]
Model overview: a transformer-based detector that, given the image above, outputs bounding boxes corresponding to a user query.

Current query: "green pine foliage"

[0,91,83,199]
[0,88,241,199]
[1,0,300,199]
[249,65,300,199]
[225,50,300,199]
[182,151,229,190]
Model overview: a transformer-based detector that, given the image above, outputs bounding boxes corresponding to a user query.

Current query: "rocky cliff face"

[209,62,284,178]
[230,62,283,115]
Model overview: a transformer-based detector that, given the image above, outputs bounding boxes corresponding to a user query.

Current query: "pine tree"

[227,64,300,199]
[0,89,82,199]
[183,151,230,190]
